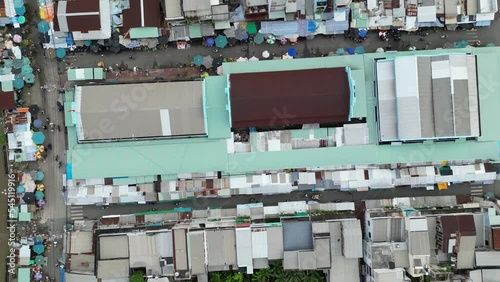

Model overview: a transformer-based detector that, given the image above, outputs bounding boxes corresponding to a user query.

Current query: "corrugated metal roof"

[314,238,331,268]
[342,220,363,258]
[206,229,237,267]
[267,226,284,259]
[236,228,253,269]
[283,221,313,251]
[173,228,188,271]
[409,231,431,256]
[475,251,500,267]
[395,57,422,140]
[283,251,299,270]
[251,228,268,258]
[97,259,130,279]
[298,251,317,270]
[417,57,435,138]
[164,0,183,20]
[426,216,437,249]
[99,235,129,259]
[493,227,500,250]
[189,231,206,275]
[229,68,351,129]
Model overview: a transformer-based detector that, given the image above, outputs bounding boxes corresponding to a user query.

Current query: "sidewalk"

[105,66,201,82]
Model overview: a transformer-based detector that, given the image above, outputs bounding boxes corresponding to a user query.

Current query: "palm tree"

[251,268,273,282]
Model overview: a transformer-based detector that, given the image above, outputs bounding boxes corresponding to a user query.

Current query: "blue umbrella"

[205,37,215,47]
[215,35,228,48]
[37,21,50,33]
[84,40,91,47]
[13,0,23,8]
[14,78,24,89]
[458,40,468,48]
[16,185,25,194]
[33,119,42,128]
[15,5,26,16]
[37,171,44,180]
[32,131,45,144]
[336,48,345,55]
[33,244,44,254]
[193,55,203,66]
[56,48,66,59]
[21,64,33,75]
[24,73,35,83]
[287,48,297,56]
[359,29,367,38]
[35,190,44,200]
[346,47,355,55]
[355,46,365,54]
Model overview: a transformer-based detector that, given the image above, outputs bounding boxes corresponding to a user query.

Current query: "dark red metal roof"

[66,0,99,13]
[67,15,101,33]
[439,214,476,253]
[0,91,15,110]
[122,0,162,33]
[493,227,500,250]
[229,68,350,129]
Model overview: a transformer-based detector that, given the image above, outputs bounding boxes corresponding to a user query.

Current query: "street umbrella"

[16,185,25,194]
[262,50,270,58]
[37,21,50,33]
[253,33,264,44]
[376,47,385,53]
[336,48,345,55]
[90,42,100,53]
[35,190,44,200]
[346,47,355,55]
[37,171,44,181]
[12,68,22,75]
[22,192,36,204]
[236,57,248,62]
[24,73,35,83]
[487,42,495,47]
[56,48,66,59]
[223,28,235,38]
[22,64,33,75]
[359,29,367,38]
[215,35,228,48]
[29,105,40,114]
[34,272,43,280]
[217,66,223,75]
[205,37,215,47]
[287,47,297,56]
[18,16,26,24]
[33,244,44,255]
[246,22,258,34]
[193,55,203,66]
[267,35,276,44]
[213,56,224,68]
[15,5,26,16]
[202,55,213,68]
[234,28,248,41]
[33,119,42,128]
[20,47,29,56]
[249,56,259,62]
[13,59,23,68]
[34,235,43,244]
[84,40,91,47]
[37,199,45,207]
[110,45,121,53]
[14,0,23,8]
[458,40,468,48]
[13,34,22,43]
[355,46,365,54]
[32,132,46,144]
[35,255,45,266]
[14,77,24,89]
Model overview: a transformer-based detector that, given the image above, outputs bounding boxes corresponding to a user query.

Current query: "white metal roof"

[417,6,437,22]
[341,220,363,258]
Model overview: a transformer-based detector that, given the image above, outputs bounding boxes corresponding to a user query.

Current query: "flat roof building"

[375,54,480,142]
[54,0,111,40]
[75,81,205,141]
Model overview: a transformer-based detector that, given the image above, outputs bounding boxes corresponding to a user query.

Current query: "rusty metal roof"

[229,68,350,129]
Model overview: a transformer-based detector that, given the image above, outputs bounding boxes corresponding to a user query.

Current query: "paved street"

[79,182,499,219]
[64,19,500,71]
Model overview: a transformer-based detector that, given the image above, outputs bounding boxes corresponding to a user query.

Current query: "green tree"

[251,267,273,282]
[129,271,145,282]
[210,272,223,282]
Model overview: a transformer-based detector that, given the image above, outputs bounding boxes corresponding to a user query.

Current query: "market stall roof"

[229,68,351,128]
[76,82,207,141]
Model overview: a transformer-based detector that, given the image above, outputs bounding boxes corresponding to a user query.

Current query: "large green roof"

[67,47,500,180]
